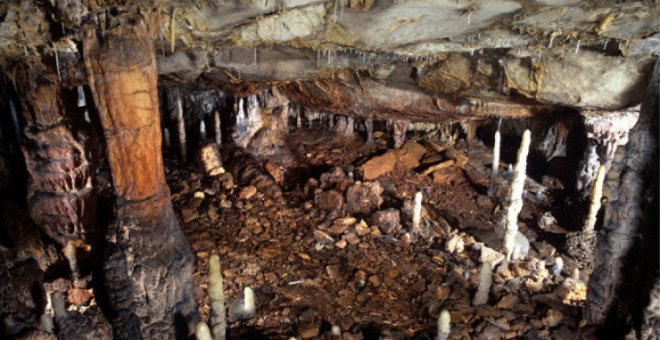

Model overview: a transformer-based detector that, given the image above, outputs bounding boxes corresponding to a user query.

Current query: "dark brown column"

[586,60,658,334]
[83,18,197,338]
[17,64,97,246]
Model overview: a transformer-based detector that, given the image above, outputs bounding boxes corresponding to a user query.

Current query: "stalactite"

[200,120,207,141]
[214,110,221,145]
[503,130,531,261]
[83,17,197,338]
[388,119,408,149]
[176,89,188,162]
[576,109,638,199]
[488,119,502,198]
[76,85,86,107]
[65,240,79,282]
[163,127,171,148]
[365,118,374,144]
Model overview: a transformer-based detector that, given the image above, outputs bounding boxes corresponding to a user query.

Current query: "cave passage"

[0,1,658,340]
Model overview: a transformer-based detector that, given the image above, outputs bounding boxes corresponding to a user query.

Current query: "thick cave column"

[576,109,638,199]
[83,19,197,338]
[586,61,658,331]
[16,64,97,246]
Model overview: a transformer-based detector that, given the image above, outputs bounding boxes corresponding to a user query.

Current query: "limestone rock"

[314,190,344,212]
[372,209,401,234]
[345,181,384,215]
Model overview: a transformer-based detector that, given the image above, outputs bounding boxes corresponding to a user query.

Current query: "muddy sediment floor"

[168,127,588,339]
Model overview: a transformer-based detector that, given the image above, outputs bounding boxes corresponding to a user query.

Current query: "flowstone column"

[83,18,197,338]
[17,64,98,246]
[586,61,658,331]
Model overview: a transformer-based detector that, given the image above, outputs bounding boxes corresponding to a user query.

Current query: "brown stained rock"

[346,181,384,215]
[432,167,466,185]
[338,290,355,307]
[344,232,360,245]
[314,230,335,244]
[496,294,518,309]
[264,161,285,184]
[328,222,350,235]
[371,209,401,234]
[354,220,370,236]
[359,142,427,180]
[67,287,93,305]
[298,322,320,339]
[314,190,344,212]
[239,185,258,200]
[360,152,396,180]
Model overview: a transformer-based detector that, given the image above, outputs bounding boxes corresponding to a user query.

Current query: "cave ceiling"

[0,0,658,121]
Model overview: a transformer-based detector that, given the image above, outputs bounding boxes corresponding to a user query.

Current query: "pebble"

[239,185,258,200]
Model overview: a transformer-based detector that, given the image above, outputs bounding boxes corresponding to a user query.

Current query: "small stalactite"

[175,89,188,162]
[214,110,221,145]
[488,119,502,198]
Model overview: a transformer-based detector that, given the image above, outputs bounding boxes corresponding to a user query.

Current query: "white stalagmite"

[552,257,564,276]
[64,240,79,282]
[488,120,502,198]
[214,111,222,145]
[503,130,531,261]
[195,322,212,340]
[473,261,493,305]
[583,164,606,233]
[208,255,226,340]
[436,309,451,340]
[243,287,256,317]
[176,91,187,161]
[412,191,423,234]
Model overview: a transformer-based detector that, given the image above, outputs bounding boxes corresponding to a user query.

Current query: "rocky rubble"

[165,125,592,339]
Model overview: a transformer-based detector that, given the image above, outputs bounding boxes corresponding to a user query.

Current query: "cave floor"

[167,128,587,339]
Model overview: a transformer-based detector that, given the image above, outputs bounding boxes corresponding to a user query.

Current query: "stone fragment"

[344,232,360,245]
[314,190,344,211]
[360,152,396,180]
[478,244,505,266]
[496,294,518,309]
[298,322,320,339]
[355,220,370,236]
[445,235,465,254]
[346,181,384,215]
[207,206,219,222]
[313,230,334,244]
[199,143,225,176]
[239,185,257,200]
[372,209,401,234]
[328,223,350,235]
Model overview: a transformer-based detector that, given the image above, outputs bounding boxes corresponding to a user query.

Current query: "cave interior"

[0,1,658,339]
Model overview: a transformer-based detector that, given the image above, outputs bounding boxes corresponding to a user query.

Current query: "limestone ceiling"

[0,0,658,113]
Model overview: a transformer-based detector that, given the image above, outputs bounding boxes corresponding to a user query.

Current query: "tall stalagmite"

[17,64,98,245]
[83,17,197,338]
